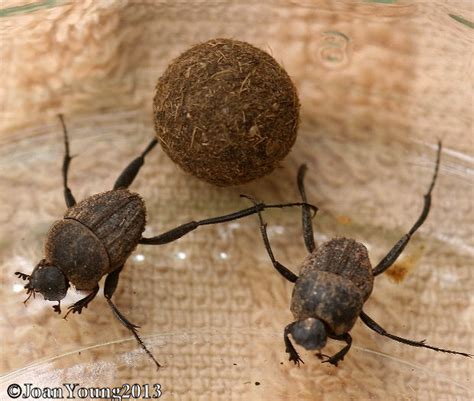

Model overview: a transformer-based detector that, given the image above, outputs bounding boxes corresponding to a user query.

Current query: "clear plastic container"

[0,1,472,400]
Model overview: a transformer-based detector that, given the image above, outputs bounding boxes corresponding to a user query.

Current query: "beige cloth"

[0,1,472,400]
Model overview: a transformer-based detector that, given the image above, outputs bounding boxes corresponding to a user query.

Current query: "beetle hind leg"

[297,164,317,254]
[113,138,158,190]
[241,195,300,283]
[104,266,162,369]
[360,310,472,358]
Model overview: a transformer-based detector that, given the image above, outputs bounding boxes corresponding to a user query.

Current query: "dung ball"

[153,38,300,186]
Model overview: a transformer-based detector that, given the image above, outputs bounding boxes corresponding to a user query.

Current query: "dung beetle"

[245,142,471,366]
[15,115,316,369]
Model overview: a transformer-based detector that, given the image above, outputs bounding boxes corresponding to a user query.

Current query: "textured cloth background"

[0,1,473,400]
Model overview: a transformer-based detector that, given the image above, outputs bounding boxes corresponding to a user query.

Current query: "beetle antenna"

[15,272,30,281]
[15,272,35,304]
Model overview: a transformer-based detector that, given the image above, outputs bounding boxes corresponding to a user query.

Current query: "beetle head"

[290,317,327,350]
[15,259,69,303]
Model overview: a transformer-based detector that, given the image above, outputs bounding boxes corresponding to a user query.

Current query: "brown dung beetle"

[15,115,316,369]
[245,142,471,366]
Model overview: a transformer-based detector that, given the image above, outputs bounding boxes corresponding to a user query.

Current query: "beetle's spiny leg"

[105,298,162,369]
[104,266,161,369]
[284,323,305,366]
[360,310,472,358]
[113,138,158,190]
[242,195,299,283]
[58,114,77,208]
[139,200,317,246]
[297,164,317,254]
[315,351,330,360]
[105,298,140,330]
[373,142,442,276]
[322,333,352,367]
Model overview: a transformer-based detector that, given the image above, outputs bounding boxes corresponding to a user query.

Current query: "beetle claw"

[315,351,330,360]
[321,354,343,366]
[52,302,61,314]
[288,350,304,366]
[64,300,87,319]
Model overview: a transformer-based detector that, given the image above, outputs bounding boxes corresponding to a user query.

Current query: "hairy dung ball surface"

[153,38,300,186]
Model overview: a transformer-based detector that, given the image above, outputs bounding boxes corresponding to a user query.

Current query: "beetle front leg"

[284,323,304,366]
[322,333,352,366]
[64,285,99,319]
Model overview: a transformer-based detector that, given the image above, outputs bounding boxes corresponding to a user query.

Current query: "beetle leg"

[139,201,316,251]
[284,323,305,366]
[23,289,34,304]
[64,285,99,319]
[360,310,472,357]
[104,266,162,369]
[315,351,330,360]
[113,138,158,190]
[373,142,441,276]
[242,195,299,283]
[321,333,352,367]
[297,164,317,254]
[58,114,77,208]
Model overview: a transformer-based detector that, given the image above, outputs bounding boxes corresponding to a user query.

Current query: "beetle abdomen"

[300,237,373,301]
[64,189,146,270]
[290,270,363,335]
[45,219,109,290]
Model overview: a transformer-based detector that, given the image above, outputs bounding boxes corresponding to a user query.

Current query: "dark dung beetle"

[245,142,471,366]
[15,115,316,369]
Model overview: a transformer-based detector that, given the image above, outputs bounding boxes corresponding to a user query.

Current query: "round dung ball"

[153,38,300,186]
